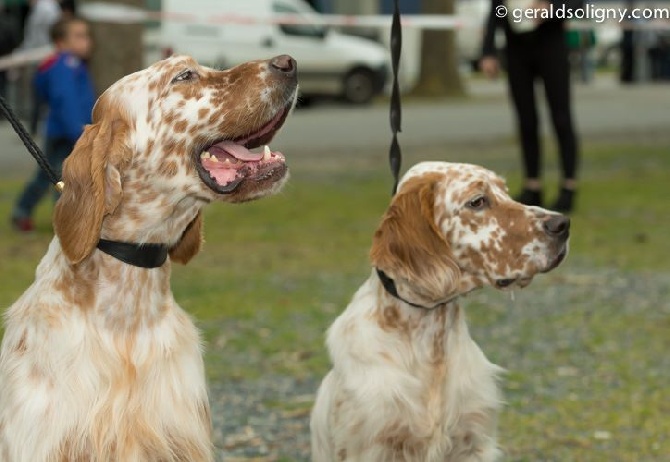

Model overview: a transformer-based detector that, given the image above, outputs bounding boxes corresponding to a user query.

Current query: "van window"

[272,2,326,38]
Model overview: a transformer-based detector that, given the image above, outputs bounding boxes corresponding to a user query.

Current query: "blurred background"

[2,0,670,107]
[1,1,669,461]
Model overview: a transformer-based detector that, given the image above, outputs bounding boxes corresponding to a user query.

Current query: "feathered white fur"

[0,55,297,461]
[311,162,570,461]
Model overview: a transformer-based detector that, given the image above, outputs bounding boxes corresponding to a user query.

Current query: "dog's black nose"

[543,215,570,238]
[270,55,297,78]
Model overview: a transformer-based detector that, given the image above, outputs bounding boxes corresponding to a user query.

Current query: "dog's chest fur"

[0,239,211,462]
[313,276,503,461]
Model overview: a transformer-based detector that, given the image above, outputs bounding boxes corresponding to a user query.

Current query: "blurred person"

[567,24,596,83]
[480,0,582,213]
[20,0,61,130]
[620,0,636,83]
[11,16,94,232]
[2,0,30,40]
[649,33,670,81]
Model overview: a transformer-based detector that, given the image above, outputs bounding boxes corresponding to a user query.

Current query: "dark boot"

[514,188,543,207]
[552,188,576,213]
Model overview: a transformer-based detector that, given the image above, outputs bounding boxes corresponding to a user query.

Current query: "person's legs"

[12,138,63,230]
[538,29,579,211]
[505,36,542,205]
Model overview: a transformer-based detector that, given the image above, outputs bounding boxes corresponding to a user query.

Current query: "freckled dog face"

[425,163,570,290]
[54,54,298,264]
[370,162,570,306]
[104,55,298,203]
[370,162,570,308]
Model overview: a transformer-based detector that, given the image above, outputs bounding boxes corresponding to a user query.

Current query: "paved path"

[274,76,669,152]
[1,75,668,178]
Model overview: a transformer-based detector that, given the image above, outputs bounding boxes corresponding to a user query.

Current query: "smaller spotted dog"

[310,162,570,462]
[0,55,297,461]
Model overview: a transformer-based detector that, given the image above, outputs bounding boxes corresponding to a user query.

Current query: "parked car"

[159,0,389,104]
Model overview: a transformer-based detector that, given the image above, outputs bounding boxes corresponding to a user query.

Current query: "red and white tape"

[0,46,53,71]
[78,2,465,28]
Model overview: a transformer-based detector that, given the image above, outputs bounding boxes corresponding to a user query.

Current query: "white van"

[160,0,389,104]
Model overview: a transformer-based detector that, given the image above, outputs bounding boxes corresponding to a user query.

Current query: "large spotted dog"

[0,55,297,461]
[311,162,570,462]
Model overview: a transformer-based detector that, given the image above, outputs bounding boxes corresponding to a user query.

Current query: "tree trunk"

[411,0,466,97]
[79,0,144,94]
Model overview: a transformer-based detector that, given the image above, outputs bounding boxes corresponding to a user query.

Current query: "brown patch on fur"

[53,98,130,265]
[374,304,420,338]
[338,447,347,460]
[173,120,188,133]
[379,351,394,363]
[197,108,210,119]
[52,259,98,309]
[376,424,423,460]
[377,304,401,331]
[370,173,460,306]
[431,307,448,362]
[169,212,203,264]
[14,332,27,355]
[158,160,179,178]
[58,435,90,462]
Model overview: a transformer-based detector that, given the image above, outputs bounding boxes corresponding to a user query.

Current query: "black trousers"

[505,24,579,181]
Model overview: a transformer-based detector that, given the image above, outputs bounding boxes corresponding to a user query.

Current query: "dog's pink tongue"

[211,141,262,161]
[209,168,238,185]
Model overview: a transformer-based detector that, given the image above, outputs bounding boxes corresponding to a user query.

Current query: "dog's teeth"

[200,151,211,159]
[210,156,219,163]
[263,145,271,160]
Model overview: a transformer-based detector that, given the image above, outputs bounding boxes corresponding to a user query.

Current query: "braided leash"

[378,4,451,310]
[0,96,64,192]
[388,0,403,196]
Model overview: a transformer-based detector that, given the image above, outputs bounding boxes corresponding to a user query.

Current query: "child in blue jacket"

[12,16,94,232]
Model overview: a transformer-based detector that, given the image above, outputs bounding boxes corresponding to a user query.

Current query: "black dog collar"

[375,268,454,310]
[97,239,169,268]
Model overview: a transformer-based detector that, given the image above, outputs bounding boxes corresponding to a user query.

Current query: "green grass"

[1,138,668,460]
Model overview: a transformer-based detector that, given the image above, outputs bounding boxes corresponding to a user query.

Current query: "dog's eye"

[467,196,489,210]
[172,70,197,83]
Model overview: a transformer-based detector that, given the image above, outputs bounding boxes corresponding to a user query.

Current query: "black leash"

[376,1,448,311]
[0,96,63,192]
[2,95,169,268]
[388,0,403,196]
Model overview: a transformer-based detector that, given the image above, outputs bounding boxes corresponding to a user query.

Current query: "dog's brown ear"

[169,212,203,264]
[53,118,126,265]
[370,173,460,305]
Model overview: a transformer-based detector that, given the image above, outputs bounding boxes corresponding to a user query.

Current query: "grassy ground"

[0,135,668,460]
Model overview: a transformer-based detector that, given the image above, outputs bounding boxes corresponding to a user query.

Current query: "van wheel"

[343,69,375,105]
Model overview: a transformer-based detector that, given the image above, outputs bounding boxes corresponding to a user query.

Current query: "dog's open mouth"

[196,105,291,194]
